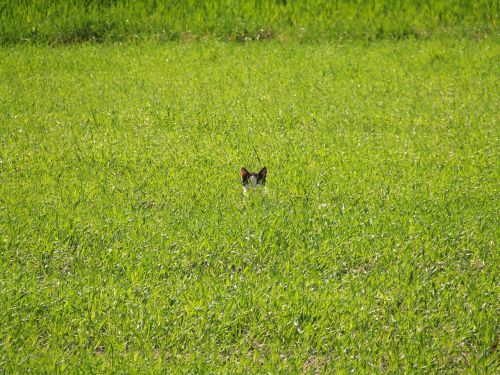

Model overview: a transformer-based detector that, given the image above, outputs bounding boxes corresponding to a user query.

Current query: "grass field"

[0,0,498,44]
[1,37,498,372]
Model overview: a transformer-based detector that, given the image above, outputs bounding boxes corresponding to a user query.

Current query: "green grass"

[0,37,499,372]
[0,0,498,44]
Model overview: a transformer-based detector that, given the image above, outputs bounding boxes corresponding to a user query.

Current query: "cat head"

[240,167,267,192]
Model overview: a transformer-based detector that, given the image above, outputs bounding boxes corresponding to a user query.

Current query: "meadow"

[0,0,498,44]
[0,36,498,372]
[1,0,500,371]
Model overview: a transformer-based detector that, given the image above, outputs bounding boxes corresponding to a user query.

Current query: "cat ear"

[258,167,267,179]
[240,167,249,177]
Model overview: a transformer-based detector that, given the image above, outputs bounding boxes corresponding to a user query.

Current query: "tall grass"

[0,38,498,372]
[0,0,498,44]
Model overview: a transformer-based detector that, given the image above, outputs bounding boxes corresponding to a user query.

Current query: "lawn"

[0,37,498,372]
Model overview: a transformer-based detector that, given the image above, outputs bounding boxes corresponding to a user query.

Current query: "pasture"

[0,23,499,374]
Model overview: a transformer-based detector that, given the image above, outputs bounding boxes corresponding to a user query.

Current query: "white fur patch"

[249,175,258,186]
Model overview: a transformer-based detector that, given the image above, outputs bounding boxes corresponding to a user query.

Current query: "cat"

[240,167,267,193]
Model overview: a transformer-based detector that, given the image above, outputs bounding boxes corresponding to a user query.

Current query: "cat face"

[240,167,267,192]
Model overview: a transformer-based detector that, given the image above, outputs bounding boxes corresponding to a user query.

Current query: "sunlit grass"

[0,38,498,372]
